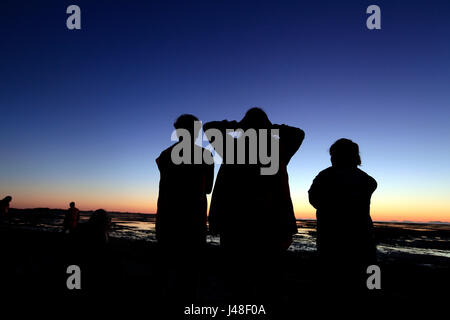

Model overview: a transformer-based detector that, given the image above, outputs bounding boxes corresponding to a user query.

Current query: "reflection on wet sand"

[6,209,450,262]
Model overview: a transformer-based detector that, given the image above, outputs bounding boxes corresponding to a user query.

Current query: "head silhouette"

[89,209,111,231]
[174,114,200,141]
[240,107,272,130]
[3,196,12,203]
[70,202,75,208]
[330,138,361,168]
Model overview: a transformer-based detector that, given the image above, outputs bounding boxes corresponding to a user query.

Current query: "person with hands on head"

[203,107,304,302]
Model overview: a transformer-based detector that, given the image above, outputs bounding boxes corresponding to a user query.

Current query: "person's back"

[309,139,377,265]
[204,108,304,304]
[309,139,377,296]
[155,114,214,303]
[211,144,290,249]
[157,144,214,246]
[156,114,214,248]
[205,108,304,251]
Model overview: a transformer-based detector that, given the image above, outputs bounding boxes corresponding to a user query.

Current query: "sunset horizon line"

[9,206,450,224]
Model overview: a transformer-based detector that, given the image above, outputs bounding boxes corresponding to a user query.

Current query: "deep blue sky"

[1,1,449,221]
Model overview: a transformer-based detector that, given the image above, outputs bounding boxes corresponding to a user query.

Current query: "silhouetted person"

[63,201,80,234]
[308,138,377,293]
[0,196,12,223]
[204,108,304,304]
[85,209,111,245]
[156,114,214,247]
[71,209,111,254]
[156,114,214,301]
[71,209,112,293]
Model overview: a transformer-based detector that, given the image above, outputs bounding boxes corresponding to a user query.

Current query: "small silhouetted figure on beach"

[309,138,377,292]
[156,114,214,301]
[63,202,80,234]
[0,196,12,223]
[204,108,304,303]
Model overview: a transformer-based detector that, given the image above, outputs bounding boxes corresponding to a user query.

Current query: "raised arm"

[273,124,305,164]
[203,120,238,159]
[203,120,239,136]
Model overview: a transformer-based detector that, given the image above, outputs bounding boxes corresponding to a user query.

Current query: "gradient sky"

[1,0,449,222]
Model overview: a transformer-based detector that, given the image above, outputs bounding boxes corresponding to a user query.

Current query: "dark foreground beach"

[1,209,449,316]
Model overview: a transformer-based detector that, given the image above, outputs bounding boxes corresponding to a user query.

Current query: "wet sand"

[1,209,449,316]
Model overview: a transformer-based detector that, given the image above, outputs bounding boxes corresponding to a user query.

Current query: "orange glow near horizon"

[9,197,450,223]
[4,184,449,223]
[12,201,157,214]
[293,199,450,223]
[3,185,158,214]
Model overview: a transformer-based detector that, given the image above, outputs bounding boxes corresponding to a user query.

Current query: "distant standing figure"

[63,202,80,233]
[0,196,12,223]
[308,139,377,289]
